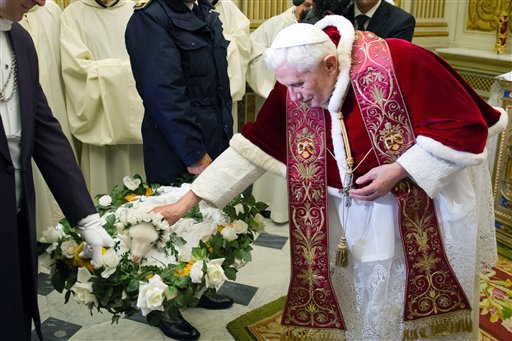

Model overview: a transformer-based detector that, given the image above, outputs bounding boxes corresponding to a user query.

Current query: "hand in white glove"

[77,213,114,269]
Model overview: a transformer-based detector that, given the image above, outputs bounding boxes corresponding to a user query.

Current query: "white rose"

[72,267,95,305]
[72,281,95,305]
[232,220,248,234]
[60,239,78,259]
[123,176,141,191]
[234,203,244,215]
[46,242,58,254]
[253,213,266,232]
[189,260,204,283]
[136,274,168,316]
[98,195,112,207]
[220,226,238,241]
[205,258,227,290]
[101,248,120,278]
[77,266,92,282]
[40,225,64,244]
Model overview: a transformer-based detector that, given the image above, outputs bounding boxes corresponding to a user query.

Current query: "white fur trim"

[191,147,266,208]
[416,135,487,166]
[229,133,287,177]
[488,106,508,137]
[314,15,355,114]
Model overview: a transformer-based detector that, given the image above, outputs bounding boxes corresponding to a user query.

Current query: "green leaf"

[191,247,207,260]
[51,270,66,293]
[126,278,139,293]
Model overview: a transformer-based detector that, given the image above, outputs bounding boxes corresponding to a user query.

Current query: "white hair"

[263,39,337,73]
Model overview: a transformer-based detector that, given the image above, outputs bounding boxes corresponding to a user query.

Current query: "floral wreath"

[40,175,268,325]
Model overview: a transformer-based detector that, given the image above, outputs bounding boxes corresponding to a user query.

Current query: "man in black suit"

[345,0,415,41]
[0,1,113,340]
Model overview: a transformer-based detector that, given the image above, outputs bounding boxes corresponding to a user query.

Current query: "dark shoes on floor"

[151,294,233,340]
[151,311,200,341]
[197,293,234,310]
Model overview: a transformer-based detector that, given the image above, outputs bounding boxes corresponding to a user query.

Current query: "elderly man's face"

[0,0,45,21]
[275,54,338,108]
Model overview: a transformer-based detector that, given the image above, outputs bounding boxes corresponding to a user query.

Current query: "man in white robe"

[211,0,250,133]
[20,0,72,238]
[61,0,145,197]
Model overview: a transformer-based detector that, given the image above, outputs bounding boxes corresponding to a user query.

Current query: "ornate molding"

[466,0,512,32]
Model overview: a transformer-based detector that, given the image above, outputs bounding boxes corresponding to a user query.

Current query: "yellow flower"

[146,188,154,196]
[177,260,196,277]
[71,242,107,272]
[124,193,138,202]
[146,274,154,280]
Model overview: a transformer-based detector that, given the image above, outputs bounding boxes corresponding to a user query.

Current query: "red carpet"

[479,255,512,340]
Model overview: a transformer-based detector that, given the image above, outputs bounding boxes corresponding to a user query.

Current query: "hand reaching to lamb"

[152,190,201,226]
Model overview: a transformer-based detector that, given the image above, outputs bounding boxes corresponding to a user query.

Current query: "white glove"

[77,213,114,269]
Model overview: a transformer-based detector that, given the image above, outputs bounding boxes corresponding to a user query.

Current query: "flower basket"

[40,175,268,324]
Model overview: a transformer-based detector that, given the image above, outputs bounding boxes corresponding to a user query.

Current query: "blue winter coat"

[126,0,233,184]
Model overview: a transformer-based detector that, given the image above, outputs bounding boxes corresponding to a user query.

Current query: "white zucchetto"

[270,23,329,49]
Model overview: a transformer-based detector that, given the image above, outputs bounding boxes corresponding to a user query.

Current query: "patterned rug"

[227,256,512,341]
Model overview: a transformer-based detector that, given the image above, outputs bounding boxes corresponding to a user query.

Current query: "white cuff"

[415,136,487,166]
[229,134,286,177]
[77,213,100,229]
[397,144,465,198]
[191,147,266,208]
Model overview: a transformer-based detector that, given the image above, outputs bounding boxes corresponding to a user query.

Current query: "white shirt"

[354,0,382,30]
[0,20,21,137]
[0,19,22,210]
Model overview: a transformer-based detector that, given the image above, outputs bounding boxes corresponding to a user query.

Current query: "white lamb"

[126,222,159,264]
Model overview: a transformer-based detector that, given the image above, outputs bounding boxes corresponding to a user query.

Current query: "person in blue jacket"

[126,0,233,186]
[125,0,234,340]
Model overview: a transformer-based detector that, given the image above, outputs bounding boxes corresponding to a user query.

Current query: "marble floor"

[32,219,291,341]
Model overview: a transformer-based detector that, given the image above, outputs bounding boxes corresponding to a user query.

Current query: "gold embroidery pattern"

[351,32,472,338]
[398,183,469,318]
[350,32,415,164]
[283,99,345,336]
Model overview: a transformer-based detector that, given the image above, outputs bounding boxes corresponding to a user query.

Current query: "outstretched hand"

[152,190,201,226]
[349,163,408,201]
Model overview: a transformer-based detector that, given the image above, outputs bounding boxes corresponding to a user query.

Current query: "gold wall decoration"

[496,11,511,53]
[413,0,446,19]
[492,79,512,259]
[467,0,512,32]
[242,0,289,29]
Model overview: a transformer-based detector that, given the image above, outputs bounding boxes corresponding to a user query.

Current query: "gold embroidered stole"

[282,100,346,340]
[350,31,472,339]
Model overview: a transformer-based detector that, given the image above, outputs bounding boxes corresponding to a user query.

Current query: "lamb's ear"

[117,233,131,247]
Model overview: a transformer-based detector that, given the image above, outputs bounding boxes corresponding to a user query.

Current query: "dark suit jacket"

[346,1,415,41]
[0,23,95,341]
[126,0,232,185]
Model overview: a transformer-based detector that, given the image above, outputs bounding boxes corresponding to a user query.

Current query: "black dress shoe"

[197,293,234,310]
[150,312,200,340]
